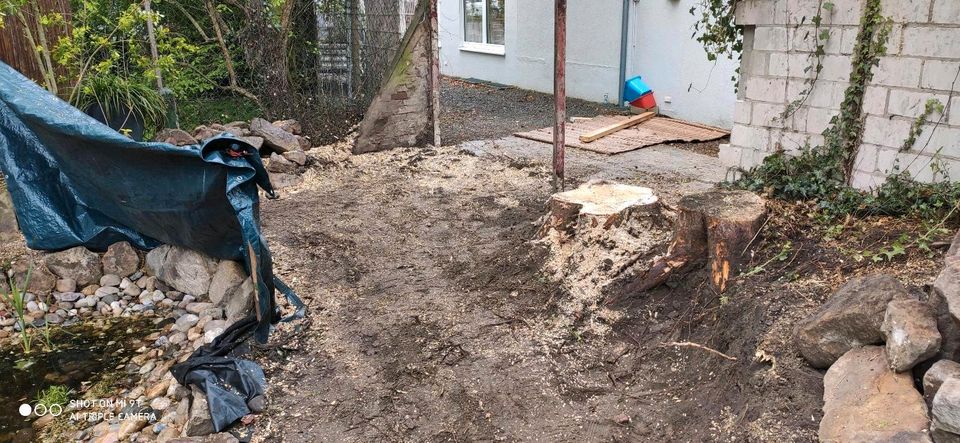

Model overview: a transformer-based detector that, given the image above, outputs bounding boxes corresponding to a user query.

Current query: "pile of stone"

[1,242,259,442]
[154,118,310,190]
[796,232,960,442]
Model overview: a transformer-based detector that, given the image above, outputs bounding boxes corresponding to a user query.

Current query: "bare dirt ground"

[250,141,946,442]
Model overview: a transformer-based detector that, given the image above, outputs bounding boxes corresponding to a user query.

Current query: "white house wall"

[437,0,624,104]
[625,0,739,128]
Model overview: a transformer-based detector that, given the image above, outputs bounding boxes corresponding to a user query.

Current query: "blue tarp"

[0,61,303,431]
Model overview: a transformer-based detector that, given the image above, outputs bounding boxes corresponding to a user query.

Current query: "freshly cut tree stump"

[615,190,766,300]
[539,180,662,239]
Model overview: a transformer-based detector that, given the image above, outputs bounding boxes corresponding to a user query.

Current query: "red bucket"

[629,92,657,109]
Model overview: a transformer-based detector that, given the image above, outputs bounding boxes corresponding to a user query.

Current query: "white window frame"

[459,0,505,56]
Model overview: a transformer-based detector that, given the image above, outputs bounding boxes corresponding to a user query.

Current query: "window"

[462,0,504,54]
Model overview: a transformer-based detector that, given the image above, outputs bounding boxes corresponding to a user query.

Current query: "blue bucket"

[623,76,652,104]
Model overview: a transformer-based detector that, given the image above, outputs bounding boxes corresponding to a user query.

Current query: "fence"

[0,0,72,87]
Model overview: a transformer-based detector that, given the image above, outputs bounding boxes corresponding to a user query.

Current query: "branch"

[661,341,738,361]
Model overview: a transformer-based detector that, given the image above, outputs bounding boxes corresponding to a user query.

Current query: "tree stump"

[615,190,766,300]
[539,180,662,239]
[538,180,672,335]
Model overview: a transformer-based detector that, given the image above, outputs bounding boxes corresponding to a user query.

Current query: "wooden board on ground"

[579,112,656,143]
[515,115,729,155]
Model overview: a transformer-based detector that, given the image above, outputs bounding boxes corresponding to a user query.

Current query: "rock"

[882,299,941,372]
[10,260,57,294]
[45,246,103,287]
[186,386,215,437]
[267,152,296,174]
[927,361,960,407]
[272,119,301,135]
[193,125,221,141]
[56,292,81,302]
[175,314,200,332]
[147,379,171,400]
[297,136,310,150]
[55,278,77,293]
[96,286,120,297]
[44,313,62,324]
[208,261,247,306]
[102,242,140,277]
[934,378,960,435]
[238,136,263,150]
[247,395,266,413]
[117,416,148,440]
[820,346,931,442]
[150,396,172,412]
[206,433,241,443]
[932,422,960,443]
[186,302,214,314]
[100,274,122,288]
[250,118,299,153]
[145,245,218,296]
[75,296,97,308]
[268,172,303,190]
[225,278,255,323]
[282,150,307,166]
[795,275,911,368]
[81,284,98,295]
[154,128,198,146]
[0,187,18,242]
[947,230,960,266]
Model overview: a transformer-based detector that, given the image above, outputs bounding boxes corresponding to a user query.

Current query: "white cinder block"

[952,99,960,126]
[881,0,932,23]
[768,52,791,77]
[785,0,821,24]
[862,115,913,147]
[734,100,753,125]
[753,102,788,127]
[916,125,960,158]
[876,147,900,173]
[851,171,884,190]
[787,79,841,109]
[921,60,960,91]
[933,0,960,24]
[862,86,889,116]
[718,144,743,167]
[871,57,923,88]
[806,107,839,134]
[731,125,771,150]
[854,144,879,172]
[745,77,788,102]
[887,89,949,118]
[755,27,790,51]
[832,0,865,25]
[903,27,960,58]
[840,27,859,55]
[819,55,854,82]
[899,153,937,182]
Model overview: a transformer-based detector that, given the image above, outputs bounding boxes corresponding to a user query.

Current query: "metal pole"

[553,0,567,191]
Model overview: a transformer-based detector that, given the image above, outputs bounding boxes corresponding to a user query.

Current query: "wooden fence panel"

[0,0,72,88]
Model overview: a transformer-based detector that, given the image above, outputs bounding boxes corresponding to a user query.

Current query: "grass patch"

[176,93,263,130]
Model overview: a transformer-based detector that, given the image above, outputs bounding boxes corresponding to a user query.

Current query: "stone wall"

[721,0,960,189]
[353,0,440,154]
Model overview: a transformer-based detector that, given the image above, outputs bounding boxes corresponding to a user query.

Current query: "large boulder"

[882,299,941,372]
[225,278,255,323]
[935,261,960,323]
[153,128,197,146]
[795,275,911,368]
[266,152,296,174]
[820,346,931,442]
[145,245,218,296]
[250,118,299,153]
[44,246,103,287]
[185,386,215,437]
[272,119,301,135]
[929,288,960,362]
[926,360,960,407]
[934,378,960,436]
[101,241,140,277]
[208,261,247,306]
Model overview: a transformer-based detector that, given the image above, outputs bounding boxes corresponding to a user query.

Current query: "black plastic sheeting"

[0,61,304,432]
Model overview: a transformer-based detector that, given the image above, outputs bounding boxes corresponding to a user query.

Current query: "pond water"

[0,317,158,442]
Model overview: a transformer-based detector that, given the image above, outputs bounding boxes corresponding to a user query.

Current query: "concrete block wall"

[722,0,960,189]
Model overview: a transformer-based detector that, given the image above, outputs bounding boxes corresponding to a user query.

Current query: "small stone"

[44,313,62,324]
[123,285,140,297]
[10,260,57,294]
[267,152,296,173]
[96,286,120,297]
[119,278,131,290]
[282,150,307,166]
[75,296,97,308]
[146,379,170,400]
[882,299,941,372]
[272,119,301,135]
[154,128,198,146]
[100,274,121,288]
[247,395,266,413]
[81,284,98,296]
[169,332,187,345]
[149,396,171,412]
[174,314,200,332]
[55,278,77,293]
[186,302,214,314]
[56,292,82,302]
[102,242,140,277]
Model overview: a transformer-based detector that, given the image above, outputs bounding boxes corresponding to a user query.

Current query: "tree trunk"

[612,190,765,301]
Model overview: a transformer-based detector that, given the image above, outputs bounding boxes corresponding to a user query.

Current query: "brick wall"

[353,0,440,154]
[722,0,960,189]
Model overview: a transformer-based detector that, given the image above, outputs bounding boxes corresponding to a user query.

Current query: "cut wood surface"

[539,180,660,237]
[578,112,656,143]
[610,190,766,303]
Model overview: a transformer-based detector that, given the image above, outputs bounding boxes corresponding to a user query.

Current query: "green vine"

[690,0,742,84]
[781,1,835,121]
[901,98,945,152]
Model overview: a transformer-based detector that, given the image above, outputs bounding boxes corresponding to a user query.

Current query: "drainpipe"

[617,0,630,107]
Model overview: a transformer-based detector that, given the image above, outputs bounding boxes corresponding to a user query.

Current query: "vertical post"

[553,0,567,190]
[428,0,442,147]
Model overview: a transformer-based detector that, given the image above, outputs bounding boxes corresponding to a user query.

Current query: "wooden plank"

[579,112,656,143]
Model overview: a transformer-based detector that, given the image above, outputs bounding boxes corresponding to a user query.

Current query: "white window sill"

[459,43,505,56]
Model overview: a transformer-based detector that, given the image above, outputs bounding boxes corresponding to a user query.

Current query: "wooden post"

[553,0,567,191]
[428,0,441,147]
